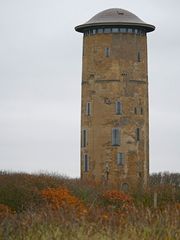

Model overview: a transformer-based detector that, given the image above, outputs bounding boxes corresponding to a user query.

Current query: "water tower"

[75,8,155,190]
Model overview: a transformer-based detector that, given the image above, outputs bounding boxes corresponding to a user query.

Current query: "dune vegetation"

[0,171,179,239]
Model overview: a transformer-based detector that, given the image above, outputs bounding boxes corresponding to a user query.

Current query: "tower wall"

[81,32,149,190]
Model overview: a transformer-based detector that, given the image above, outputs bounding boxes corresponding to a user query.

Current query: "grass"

[0,171,180,239]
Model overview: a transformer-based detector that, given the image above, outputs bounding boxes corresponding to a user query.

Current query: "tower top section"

[75,8,155,33]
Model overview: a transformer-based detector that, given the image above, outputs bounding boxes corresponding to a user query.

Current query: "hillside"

[0,171,179,239]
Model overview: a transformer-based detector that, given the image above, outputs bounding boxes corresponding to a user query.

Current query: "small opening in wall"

[89,74,95,80]
[84,154,89,172]
[134,107,137,114]
[136,128,140,141]
[112,128,120,146]
[105,48,110,57]
[86,102,91,116]
[117,11,124,15]
[137,52,141,62]
[115,101,122,115]
[122,183,129,192]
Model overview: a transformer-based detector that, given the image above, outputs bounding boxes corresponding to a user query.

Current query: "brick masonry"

[81,32,149,191]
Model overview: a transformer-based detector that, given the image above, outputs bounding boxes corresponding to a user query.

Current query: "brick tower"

[75,8,155,191]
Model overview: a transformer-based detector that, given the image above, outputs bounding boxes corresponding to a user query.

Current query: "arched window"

[122,183,129,192]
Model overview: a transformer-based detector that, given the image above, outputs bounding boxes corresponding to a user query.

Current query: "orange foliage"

[102,190,132,202]
[102,190,133,210]
[41,187,87,215]
[0,204,14,221]
[174,202,180,210]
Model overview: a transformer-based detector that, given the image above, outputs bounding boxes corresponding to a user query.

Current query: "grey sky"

[0,0,179,177]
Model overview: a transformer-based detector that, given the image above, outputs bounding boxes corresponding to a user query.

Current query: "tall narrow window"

[137,52,141,62]
[86,102,91,116]
[115,101,122,115]
[81,129,88,147]
[84,154,89,172]
[117,153,125,166]
[105,48,110,57]
[134,107,137,114]
[140,107,143,115]
[112,128,120,146]
[136,128,140,141]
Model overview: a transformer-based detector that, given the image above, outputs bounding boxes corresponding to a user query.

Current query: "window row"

[104,48,141,61]
[134,107,143,115]
[83,152,125,172]
[85,101,143,116]
[84,28,146,36]
[81,127,141,147]
[112,128,141,145]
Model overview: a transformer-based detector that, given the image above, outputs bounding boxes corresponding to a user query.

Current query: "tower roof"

[75,8,155,33]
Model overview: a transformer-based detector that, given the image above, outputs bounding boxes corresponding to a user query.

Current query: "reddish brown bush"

[101,190,133,210]
[0,203,14,221]
[41,187,87,216]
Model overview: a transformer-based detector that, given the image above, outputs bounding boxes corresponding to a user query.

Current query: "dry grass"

[0,171,179,239]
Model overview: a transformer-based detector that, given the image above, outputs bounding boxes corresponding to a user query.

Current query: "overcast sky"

[0,0,179,177]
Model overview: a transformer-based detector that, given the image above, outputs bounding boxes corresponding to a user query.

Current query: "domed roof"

[75,8,155,33]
